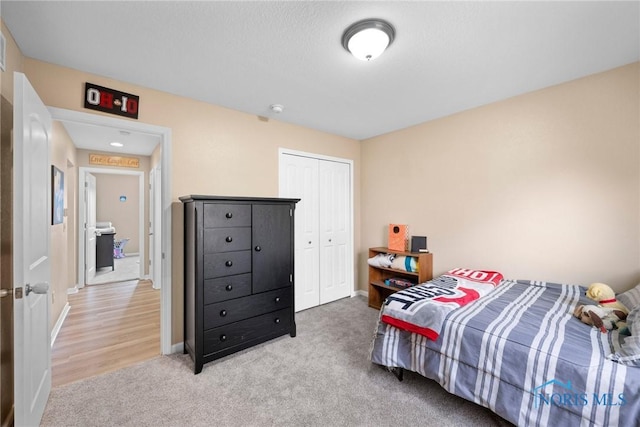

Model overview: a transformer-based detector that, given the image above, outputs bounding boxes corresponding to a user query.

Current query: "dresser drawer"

[203,308,290,356]
[204,273,251,304]
[204,227,251,253]
[203,203,251,228]
[204,251,251,279]
[204,287,291,330]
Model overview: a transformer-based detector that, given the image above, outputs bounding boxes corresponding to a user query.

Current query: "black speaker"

[411,236,428,253]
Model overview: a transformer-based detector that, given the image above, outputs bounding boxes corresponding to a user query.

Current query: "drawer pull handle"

[220,310,227,317]
[225,284,233,291]
[220,334,227,342]
[254,246,261,252]
[274,297,281,303]
[225,261,233,267]
[274,318,280,324]
[225,212,233,219]
[225,236,233,242]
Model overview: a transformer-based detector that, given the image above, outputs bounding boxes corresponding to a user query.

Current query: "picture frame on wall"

[52,165,64,225]
[0,31,5,72]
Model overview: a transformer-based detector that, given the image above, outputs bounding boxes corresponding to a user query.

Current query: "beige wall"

[22,58,362,344]
[362,63,640,292]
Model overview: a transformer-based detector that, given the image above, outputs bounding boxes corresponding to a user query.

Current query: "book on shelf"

[384,277,416,289]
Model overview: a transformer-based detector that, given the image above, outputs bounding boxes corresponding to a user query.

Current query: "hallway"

[51,280,161,387]
[88,254,141,285]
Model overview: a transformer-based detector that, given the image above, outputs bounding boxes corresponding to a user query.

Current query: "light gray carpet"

[41,295,511,427]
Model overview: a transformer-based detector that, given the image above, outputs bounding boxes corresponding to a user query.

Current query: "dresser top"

[179,195,300,204]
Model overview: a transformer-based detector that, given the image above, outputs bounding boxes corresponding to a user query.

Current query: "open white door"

[149,168,154,283]
[84,173,97,284]
[149,166,162,289]
[13,72,52,426]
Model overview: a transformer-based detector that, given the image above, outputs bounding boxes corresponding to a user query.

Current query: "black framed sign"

[84,82,139,119]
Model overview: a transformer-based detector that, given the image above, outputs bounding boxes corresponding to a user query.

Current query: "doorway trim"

[47,107,173,355]
[78,167,145,283]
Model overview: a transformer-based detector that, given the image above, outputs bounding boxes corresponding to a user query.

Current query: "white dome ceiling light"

[342,19,395,61]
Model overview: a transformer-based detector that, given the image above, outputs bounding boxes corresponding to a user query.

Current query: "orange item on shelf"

[388,224,409,251]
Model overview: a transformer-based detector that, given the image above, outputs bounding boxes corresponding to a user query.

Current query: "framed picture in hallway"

[51,165,64,225]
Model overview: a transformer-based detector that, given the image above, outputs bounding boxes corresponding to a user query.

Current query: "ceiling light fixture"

[342,19,395,61]
[110,142,124,147]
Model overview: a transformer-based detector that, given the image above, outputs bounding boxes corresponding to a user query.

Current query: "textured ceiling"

[3,1,639,143]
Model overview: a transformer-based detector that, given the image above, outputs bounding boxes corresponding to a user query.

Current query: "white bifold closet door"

[279,153,351,312]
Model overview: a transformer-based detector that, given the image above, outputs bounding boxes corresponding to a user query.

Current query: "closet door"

[279,155,319,311]
[279,152,353,311]
[318,160,351,304]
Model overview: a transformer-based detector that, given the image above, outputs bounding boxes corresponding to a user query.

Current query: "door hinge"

[84,181,88,188]
[289,274,293,283]
[290,209,293,217]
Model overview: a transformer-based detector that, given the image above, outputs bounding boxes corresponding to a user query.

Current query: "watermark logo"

[532,379,626,409]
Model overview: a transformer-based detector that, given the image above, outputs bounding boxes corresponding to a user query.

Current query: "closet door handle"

[254,246,261,252]
[274,297,281,303]
[225,284,233,291]
[220,334,227,342]
[220,310,227,317]
[225,212,233,219]
[274,318,280,324]
[225,236,233,242]
[225,261,233,267]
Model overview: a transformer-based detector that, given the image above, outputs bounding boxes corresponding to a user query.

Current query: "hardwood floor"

[51,279,160,387]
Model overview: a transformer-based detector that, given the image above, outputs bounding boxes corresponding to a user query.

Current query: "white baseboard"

[355,289,368,298]
[67,285,79,294]
[170,342,184,354]
[51,302,70,348]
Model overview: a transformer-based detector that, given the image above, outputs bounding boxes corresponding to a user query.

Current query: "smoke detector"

[270,104,284,114]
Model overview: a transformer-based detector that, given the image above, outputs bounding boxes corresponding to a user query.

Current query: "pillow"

[608,305,640,367]
[390,255,419,273]
[617,283,640,311]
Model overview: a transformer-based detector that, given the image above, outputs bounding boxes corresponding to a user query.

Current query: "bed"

[370,274,640,426]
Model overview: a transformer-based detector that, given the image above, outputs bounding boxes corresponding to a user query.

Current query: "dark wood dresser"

[180,195,299,374]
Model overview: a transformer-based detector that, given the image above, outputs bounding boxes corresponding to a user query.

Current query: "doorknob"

[0,288,12,298]
[26,282,49,296]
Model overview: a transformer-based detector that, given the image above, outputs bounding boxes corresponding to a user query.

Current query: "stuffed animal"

[573,304,627,333]
[586,282,629,315]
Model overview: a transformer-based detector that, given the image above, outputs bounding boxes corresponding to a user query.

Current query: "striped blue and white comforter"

[370,280,640,426]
